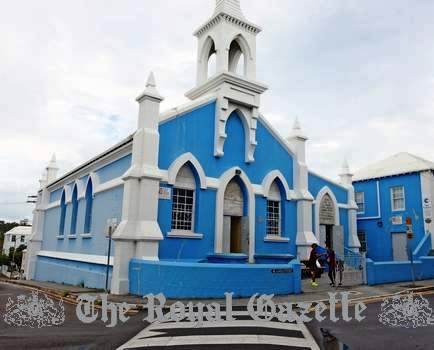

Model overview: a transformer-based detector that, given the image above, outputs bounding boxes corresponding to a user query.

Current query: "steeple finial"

[47,154,58,170]
[46,154,59,183]
[339,158,354,185]
[288,116,308,140]
[146,71,156,88]
[214,0,244,19]
[136,71,164,103]
[341,158,351,174]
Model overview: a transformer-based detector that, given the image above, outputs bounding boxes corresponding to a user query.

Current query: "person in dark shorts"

[308,243,320,287]
[326,245,336,287]
[337,258,344,286]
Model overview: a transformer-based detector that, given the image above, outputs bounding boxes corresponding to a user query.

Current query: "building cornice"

[185,72,268,101]
[193,12,262,38]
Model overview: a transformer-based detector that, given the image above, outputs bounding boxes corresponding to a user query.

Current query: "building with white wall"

[3,226,32,254]
[25,0,360,297]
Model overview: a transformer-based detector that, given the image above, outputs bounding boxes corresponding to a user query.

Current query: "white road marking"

[118,308,320,349]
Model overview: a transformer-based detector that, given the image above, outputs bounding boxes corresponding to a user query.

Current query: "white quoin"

[46,154,59,183]
[111,72,165,295]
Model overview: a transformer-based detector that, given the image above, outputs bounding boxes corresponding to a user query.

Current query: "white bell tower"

[186,0,268,163]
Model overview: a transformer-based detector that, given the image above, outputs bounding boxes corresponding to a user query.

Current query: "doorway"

[392,232,408,261]
[325,225,333,249]
[230,216,241,253]
[223,178,249,255]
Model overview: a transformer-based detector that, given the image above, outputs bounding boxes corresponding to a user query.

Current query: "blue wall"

[355,173,425,261]
[96,154,131,184]
[157,103,297,260]
[366,257,434,285]
[35,256,111,289]
[42,185,124,257]
[129,259,301,298]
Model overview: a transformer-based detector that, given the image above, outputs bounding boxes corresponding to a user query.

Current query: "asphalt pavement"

[1,280,434,350]
[0,282,149,350]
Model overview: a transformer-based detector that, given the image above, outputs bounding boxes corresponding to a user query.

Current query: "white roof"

[354,152,434,181]
[4,226,32,236]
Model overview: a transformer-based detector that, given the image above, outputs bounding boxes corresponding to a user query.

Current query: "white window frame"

[266,199,281,236]
[171,185,196,233]
[169,164,202,239]
[391,186,405,212]
[355,192,365,214]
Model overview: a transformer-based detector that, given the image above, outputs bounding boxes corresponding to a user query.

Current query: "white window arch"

[171,165,196,232]
[266,181,281,236]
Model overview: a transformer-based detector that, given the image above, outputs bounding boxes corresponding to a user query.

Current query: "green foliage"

[0,253,10,266]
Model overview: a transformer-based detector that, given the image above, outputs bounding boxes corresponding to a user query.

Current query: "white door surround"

[314,186,340,240]
[215,167,255,262]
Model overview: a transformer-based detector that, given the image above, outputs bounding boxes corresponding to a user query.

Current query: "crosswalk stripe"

[118,308,320,350]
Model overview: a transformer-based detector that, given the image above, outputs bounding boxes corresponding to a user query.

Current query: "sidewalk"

[2,276,433,307]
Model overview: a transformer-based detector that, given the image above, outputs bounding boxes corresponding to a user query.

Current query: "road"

[307,293,434,350]
[1,281,434,350]
[0,282,149,350]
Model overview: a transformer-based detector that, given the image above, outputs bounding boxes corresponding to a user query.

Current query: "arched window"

[266,181,281,236]
[59,190,66,236]
[228,39,246,76]
[70,185,78,235]
[171,164,196,232]
[208,49,217,78]
[84,179,93,234]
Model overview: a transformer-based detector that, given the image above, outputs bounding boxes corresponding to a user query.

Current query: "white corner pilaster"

[25,156,58,280]
[339,159,361,252]
[111,72,164,295]
[287,118,316,260]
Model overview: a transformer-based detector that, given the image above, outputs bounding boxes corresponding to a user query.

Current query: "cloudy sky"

[1,0,434,221]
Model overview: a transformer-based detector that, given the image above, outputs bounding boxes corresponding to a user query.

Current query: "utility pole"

[406,217,416,287]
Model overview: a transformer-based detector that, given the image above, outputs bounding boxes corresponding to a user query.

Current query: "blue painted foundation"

[366,257,434,285]
[35,256,111,289]
[129,259,302,298]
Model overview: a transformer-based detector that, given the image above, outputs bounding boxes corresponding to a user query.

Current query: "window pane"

[171,188,194,231]
[266,200,280,235]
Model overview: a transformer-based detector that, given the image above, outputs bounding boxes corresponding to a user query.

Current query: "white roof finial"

[214,0,244,19]
[136,71,164,102]
[288,116,308,140]
[340,158,353,176]
[293,116,301,131]
[47,153,58,169]
[146,71,156,88]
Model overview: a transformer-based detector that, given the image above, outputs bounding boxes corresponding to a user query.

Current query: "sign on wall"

[319,194,335,225]
[391,216,403,225]
[159,187,172,200]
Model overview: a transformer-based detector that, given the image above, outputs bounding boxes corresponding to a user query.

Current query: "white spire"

[39,170,47,188]
[339,158,354,185]
[214,0,244,19]
[46,154,59,183]
[136,71,164,103]
[289,116,308,140]
[47,154,58,169]
[341,158,351,174]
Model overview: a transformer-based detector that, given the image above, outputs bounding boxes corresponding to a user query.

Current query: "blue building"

[25,0,360,297]
[354,152,434,285]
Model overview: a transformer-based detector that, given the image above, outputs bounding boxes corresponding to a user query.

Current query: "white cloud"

[1,0,434,220]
